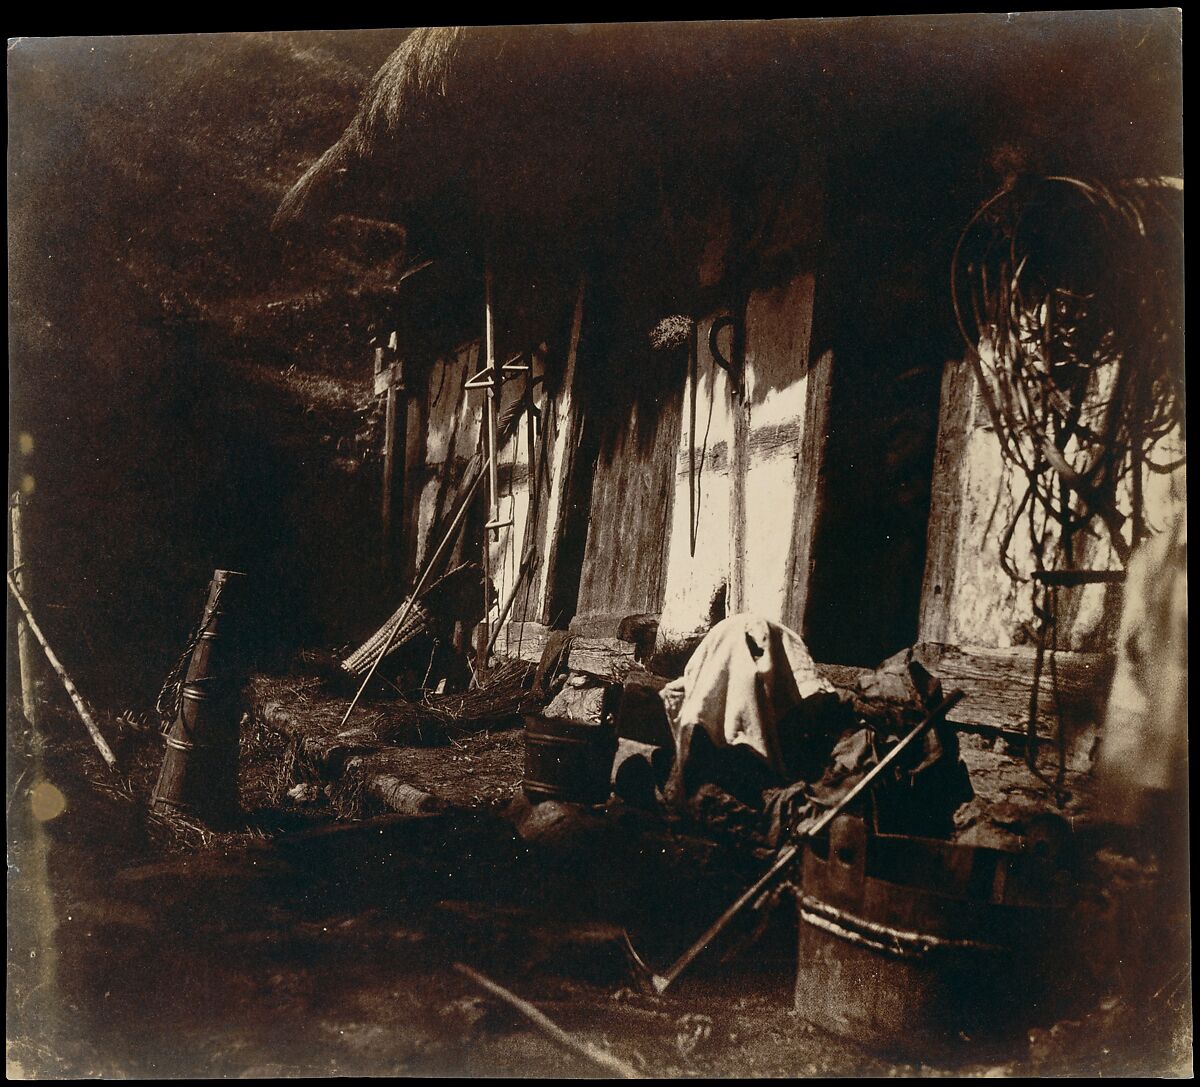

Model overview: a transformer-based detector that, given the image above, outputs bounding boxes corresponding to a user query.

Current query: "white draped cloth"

[658,614,835,778]
[1095,512,1188,824]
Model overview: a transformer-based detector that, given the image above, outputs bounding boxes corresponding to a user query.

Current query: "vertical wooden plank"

[741,273,816,619]
[917,356,977,644]
[537,274,588,625]
[381,380,399,573]
[399,372,427,586]
[480,264,497,661]
[728,383,749,615]
[781,347,834,634]
[515,351,550,614]
[575,383,683,621]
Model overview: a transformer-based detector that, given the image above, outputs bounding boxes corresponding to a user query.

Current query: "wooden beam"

[399,374,427,587]
[782,347,834,634]
[378,335,406,578]
[373,362,403,397]
[918,357,978,644]
[726,314,749,615]
[495,622,1110,741]
[536,274,588,625]
[911,641,1111,739]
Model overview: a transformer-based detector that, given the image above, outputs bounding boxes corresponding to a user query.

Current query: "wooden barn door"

[574,383,684,628]
[555,269,687,631]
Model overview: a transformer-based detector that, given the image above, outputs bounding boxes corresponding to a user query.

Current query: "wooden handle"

[653,688,967,992]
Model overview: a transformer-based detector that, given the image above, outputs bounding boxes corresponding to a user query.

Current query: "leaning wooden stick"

[10,492,40,726]
[453,962,643,1079]
[482,544,538,664]
[339,458,490,729]
[630,688,968,994]
[7,571,119,772]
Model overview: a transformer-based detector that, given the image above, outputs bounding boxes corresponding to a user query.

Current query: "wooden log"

[6,572,117,771]
[911,641,1110,739]
[10,492,39,726]
[453,962,644,1079]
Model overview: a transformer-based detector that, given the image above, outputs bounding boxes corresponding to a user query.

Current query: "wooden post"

[537,274,588,624]
[917,356,977,644]
[782,348,835,634]
[480,265,497,669]
[724,313,749,615]
[400,381,426,586]
[10,492,39,726]
[484,263,501,535]
[382,354,397,562]
[376,332,406,580]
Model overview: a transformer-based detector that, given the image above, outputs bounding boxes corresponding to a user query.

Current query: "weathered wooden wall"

[410,344,482,571]
[574,379,683,625]
[657,270,827,648]
[657,310,737,644]
[918,356,1187,653]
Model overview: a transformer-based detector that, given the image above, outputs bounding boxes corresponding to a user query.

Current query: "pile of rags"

[657,615,973,848]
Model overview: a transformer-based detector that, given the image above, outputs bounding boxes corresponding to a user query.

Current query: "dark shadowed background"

[9,31,410,707]
[7,18,1183,704]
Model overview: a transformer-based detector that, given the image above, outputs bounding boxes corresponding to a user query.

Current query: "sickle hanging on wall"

[708,313,743,398]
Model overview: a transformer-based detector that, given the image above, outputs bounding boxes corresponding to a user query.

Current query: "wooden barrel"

[794,814,1069,1057]
[152,570,248,824]
[523,714,618,805]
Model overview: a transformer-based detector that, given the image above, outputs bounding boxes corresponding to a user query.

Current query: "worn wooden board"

[535,276,588,625]
[918,356,980,645]
[495,624,1110,741]
[495,621,637,679]
[575,381,683,620]
[912,641,1110,739]
[782,346,833,634]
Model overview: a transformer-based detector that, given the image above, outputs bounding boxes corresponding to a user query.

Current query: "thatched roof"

[274,18,1182,255]
[273,24,801,239]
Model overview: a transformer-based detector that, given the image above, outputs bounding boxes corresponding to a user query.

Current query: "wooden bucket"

[152,570,248,824]
[794,814,1068,1057]
[523,714,618,805]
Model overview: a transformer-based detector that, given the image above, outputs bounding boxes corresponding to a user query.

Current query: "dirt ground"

[6,690,1192,1079]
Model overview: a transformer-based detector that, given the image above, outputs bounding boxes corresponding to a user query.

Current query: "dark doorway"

[803,135,969,667]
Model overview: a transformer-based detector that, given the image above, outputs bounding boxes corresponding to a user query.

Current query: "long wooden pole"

[640,689,967,994]
[380,343,399,576]
[482,544,537,665]
[338,458,490,729]
[453,962,643,1079]
[480,262,499,678]
[10,492,39,726]
[7,572,118,772]
[484,264,501,533]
